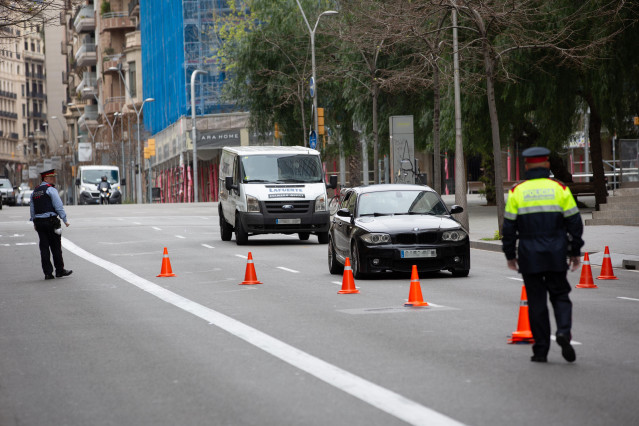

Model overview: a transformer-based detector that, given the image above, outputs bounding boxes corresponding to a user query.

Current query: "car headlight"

[315,193,327,212]
[246,195,260,212]
[442,230,467,241]
[361,233,391,244]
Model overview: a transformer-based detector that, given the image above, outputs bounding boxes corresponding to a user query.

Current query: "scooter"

[99,186,111,205]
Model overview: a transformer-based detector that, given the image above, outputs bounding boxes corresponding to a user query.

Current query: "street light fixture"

[108,64,155,204]
[191,69,208,203]
[294,3,338,146]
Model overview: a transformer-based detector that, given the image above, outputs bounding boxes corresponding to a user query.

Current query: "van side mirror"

[121,178,126,186]
[327,175,338,189]
[336,208,351,218]
[75,178,80,186]
[225,176,237,191]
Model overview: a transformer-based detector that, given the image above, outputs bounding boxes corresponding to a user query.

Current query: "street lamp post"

[109,65,154,204]
[68,102,104,165]
[294,2,338,146]
[83,88,119,168]
[191,69,207,203]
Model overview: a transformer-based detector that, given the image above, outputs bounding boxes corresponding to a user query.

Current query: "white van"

[75,165,122,204]
[218,146,337,245]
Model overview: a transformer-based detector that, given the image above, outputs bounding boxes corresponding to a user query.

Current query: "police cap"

[522,147,550,164]
[41,169,57,178]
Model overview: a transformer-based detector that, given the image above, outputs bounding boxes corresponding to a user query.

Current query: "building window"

[128,62,137,98]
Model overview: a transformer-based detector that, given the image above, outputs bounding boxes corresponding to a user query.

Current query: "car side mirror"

[225,176,237,191]
[75,178,80,186]
[327,175,338,189]
[450,205,464,214]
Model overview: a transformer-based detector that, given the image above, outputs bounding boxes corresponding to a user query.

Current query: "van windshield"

[240,154,323,183]
[82,170,119,185]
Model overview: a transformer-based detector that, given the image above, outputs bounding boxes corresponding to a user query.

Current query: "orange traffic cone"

[576,252,598,288]
[240,252,262,285]
[157,247,176,277]
[597,246,618,280]
[508,285,534,344]
[338,258,359,294]
[404,265,429,307]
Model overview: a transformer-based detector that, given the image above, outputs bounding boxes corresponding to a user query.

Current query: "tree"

[0,0,74,36]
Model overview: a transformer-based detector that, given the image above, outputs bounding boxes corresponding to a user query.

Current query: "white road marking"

[62,237,466,426]
[277,266,299,273]
[618,297,639,302]
[201,244,215,249]
[235,254,248,259]
[152,226,162,231]
[175,235,186,239]
[15,242,36,245]
[507,277,523,281]
[133,222,141,225]
[550,335,582,345]
[0,244,10,246]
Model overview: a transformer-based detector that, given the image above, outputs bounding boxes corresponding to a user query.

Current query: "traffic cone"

[240,252,262,285]
[597,246,618,280]
[157,247,176,277]
[404,265,429,307]
[576,252,598,288]
[508,285,534,344]
[338,258,359,294]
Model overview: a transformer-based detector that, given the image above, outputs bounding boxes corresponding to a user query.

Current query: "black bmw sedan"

[328,184,470,278]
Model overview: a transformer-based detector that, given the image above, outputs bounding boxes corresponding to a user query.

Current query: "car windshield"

[82,170,119,185]
[0,179,11,187]
[240,154,323,183]
[357,190,448,217]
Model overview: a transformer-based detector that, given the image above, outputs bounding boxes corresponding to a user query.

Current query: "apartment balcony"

[125,30,141,51]
[26,91,47,100]
[23,50,45,62]
[78,104,99,129]
[77,72,97,99]
[0,110,18,120]
[103,53,123,74]
[129,0,140,17]
[0,90,17,99]
[61,40,68,55]
[26,70,46,80]
[101,12,136,33]
[104,96,126,115]
[27,111,47,120]
[9,132,19,140]
[75,42,97,67]
[74,5,96,33]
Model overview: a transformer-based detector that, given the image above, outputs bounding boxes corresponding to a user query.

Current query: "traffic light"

[274,122,280,139]
[317,107,325,135]
[634,116,639,125]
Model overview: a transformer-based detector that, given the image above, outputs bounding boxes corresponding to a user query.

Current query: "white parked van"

[218,146,337,245]
[75,165,122,204]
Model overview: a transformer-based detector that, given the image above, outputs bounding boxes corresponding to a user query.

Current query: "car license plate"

[276,218,301,225]
[401,249,436,258]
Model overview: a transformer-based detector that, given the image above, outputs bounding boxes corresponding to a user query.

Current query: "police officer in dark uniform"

[502,147,584,363]
[30,169,72,280]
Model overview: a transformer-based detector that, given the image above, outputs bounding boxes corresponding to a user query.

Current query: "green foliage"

[100,1,111,15]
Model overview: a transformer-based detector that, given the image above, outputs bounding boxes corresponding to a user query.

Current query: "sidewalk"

[442,194,639,269]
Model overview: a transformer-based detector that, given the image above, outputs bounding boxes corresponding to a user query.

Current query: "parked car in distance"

[17,190,33,206]
[0,177,17,206]
[328,184,470,278]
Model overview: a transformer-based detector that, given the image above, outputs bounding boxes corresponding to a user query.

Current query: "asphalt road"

[1,203,638,426]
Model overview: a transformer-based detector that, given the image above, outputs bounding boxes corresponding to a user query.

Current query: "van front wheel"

[219,208,233,241]
[235,215,248,245]
[317,231,329,244]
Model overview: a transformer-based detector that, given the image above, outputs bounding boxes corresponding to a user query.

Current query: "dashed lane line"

[277,266,299,273]
[175,235,186,239]
[201,244,215,249]
[61,237,465,426]
[618,297,639,302]
[152,226,162,231]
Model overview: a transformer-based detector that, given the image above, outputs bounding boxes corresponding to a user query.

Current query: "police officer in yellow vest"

[502,147,583,363]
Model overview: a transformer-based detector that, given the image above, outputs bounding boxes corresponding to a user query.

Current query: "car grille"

[264,200,312,214]
[394,232,439,244]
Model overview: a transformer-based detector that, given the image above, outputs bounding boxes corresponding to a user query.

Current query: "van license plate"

[276,218,301,225]
[401,249,436,258]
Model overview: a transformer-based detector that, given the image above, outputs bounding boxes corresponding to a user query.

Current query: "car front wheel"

[328,237,343,275]
[350,241,365,279]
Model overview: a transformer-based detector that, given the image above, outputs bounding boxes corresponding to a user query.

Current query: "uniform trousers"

[34,217,64,276]
[522,271,572,357]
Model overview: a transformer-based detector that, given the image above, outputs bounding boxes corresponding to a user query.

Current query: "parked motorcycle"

[99,186,111,205]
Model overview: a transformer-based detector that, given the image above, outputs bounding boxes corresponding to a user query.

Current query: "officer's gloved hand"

[569,256,581,272]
